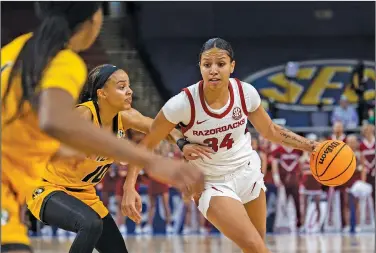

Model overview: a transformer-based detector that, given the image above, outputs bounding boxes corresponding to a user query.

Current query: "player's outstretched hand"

[121,188,142,224]
[182,143,214,160]
[145,158,205,197]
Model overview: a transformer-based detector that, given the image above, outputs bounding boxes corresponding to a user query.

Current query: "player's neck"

[203,83,229,108]
[96,100,119,126]
[67,31,88,52]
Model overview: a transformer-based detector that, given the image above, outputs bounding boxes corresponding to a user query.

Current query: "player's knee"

[79,213,103,235]
[258,231,266,241]
[238,235,266,253]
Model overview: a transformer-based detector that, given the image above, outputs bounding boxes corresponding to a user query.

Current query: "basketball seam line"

[314,140,331,177]
[319,153,355,182]
[317,143,346,177]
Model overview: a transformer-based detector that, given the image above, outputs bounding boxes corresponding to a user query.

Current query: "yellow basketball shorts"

[1,181,31,247]
[26,181,108,221]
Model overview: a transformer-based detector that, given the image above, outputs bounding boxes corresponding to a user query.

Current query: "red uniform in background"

[272,145,303,186]
[342,151,362,189]
[115,164,142,197]
[300,153,321,192]
[360,137,375,193]
[272,145,303,227]
[264,154,275,185]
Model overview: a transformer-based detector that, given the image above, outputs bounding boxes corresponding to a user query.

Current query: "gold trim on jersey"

[76,101,124,136]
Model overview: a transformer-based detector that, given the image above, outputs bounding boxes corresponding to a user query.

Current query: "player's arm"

[240,81,319,153]
[50,106,93,160]
[41,88,204,201]
[124,92,192,189]
[248,106,318,153]
[124,110,178,188]
[121,108,184,144]
[39,88,158,167]
[37,54,163,168]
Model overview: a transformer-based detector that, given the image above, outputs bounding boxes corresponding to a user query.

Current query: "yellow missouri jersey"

[42,101,126,189]
[1,33,87,202]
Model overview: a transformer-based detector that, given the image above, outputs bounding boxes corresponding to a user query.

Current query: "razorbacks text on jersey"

[163,78,261,177]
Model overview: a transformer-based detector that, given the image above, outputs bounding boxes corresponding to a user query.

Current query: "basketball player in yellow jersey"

[1,3,204,253]
[27,64,185,253]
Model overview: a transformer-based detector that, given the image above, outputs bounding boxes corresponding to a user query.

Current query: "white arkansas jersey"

[165,78,260,177]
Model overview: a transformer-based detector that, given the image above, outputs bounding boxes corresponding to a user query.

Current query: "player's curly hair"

[79,65,104,103]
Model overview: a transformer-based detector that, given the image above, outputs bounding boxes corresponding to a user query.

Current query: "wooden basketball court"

[31,233,374,253]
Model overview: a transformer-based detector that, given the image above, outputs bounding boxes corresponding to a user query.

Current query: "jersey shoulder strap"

[76,101,98,125]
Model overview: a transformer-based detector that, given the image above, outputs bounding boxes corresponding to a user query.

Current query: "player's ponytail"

[79,66,101,103]
[3,2,102,124]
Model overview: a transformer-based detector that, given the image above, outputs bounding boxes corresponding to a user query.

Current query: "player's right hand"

[182,143,214,160]
[145,158,205,198]
[121,188,142,224]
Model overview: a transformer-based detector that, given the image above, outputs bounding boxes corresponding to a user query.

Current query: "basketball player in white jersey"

[122,38,320,253]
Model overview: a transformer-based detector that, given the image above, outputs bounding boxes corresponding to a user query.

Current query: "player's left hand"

[182,144,215,160]
[121,188,142,224]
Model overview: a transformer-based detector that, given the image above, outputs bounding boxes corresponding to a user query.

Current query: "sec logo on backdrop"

[243,59,375,111]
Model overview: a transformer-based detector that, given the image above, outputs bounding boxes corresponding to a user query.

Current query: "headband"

[89,65,119,100]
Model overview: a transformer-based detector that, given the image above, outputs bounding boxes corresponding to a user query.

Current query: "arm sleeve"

[241,81,262,113]
[39,50,87,100]
[162,91,191,125]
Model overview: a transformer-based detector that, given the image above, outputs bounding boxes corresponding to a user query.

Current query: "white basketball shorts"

[198,153,267,218]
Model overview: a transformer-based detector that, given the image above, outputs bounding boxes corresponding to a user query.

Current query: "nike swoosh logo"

[196,119,209,124]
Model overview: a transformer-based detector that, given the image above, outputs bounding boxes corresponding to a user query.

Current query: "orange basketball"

[310,140,356,187]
